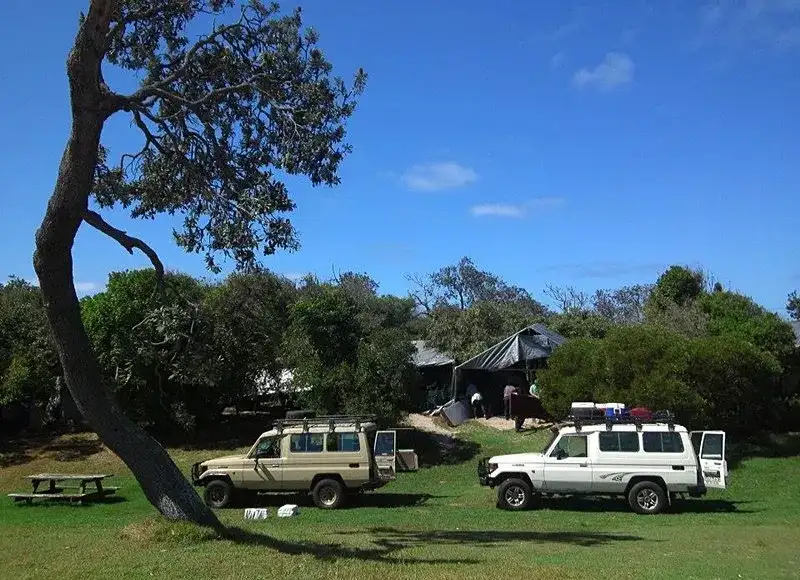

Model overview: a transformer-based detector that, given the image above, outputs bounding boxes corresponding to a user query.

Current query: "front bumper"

[190,463,202,485]
[477,458,494,487]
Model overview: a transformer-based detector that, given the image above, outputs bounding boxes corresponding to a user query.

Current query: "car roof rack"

[565,413,676,432]
[274,415,377,434]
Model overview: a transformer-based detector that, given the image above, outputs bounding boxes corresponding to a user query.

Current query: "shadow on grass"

[400,429,481,467]
[237,492,445,510]
[220,526,643,565]
[11,495,128,508]
[538,496,760,514]
[43,438,104,462]
[728,432,800,470]
[0,434,104,467]
[0,448,33,468]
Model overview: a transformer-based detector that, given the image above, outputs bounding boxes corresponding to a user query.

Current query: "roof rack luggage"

[274,415,377,434]
[566,410,676,432]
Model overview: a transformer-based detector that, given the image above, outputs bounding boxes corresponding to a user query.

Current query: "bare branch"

[131,109,169,156]
[544,284,591,313]
[83,210,164,284]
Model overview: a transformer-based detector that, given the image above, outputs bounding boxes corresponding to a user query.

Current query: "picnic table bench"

[8,473,118,504]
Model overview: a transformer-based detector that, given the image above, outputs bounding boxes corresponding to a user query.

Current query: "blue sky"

[1,0,798,313]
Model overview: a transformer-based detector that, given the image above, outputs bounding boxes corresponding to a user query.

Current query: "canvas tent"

[411,340,455,368]
[411,340,455,411]
[453,324,566,377]
[440,324,566,426]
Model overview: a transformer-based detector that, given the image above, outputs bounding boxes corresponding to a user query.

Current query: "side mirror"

[556,449,567,460]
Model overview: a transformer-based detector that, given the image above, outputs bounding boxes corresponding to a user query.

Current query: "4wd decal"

[598,472,632,482]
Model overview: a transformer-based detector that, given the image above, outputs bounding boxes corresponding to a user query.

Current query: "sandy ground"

[402,413,456,436]
[403,413,552,434]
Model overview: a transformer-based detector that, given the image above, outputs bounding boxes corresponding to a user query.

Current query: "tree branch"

[125,21,247,104]
[83,210,165,284]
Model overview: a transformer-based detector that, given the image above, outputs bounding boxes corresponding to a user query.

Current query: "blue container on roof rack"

[597,403,627,419]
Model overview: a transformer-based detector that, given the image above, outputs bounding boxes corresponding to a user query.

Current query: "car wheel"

[204,479,233,509]
[497,478,532,511]
[312,478,345,509]
[628,481,666,515]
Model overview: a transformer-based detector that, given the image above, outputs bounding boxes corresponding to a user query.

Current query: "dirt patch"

[402,413,457,437]
[467,416,555,432]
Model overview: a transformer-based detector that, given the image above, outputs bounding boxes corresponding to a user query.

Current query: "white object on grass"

[243,508,269,520]
[277,504,300,517]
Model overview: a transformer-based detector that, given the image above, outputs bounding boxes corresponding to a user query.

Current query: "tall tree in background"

[33,0,365,526]
[409,257,547,360]
[788,291,800,321]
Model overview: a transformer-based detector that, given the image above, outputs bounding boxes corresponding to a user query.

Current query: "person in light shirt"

[466,383,486,418]
[503,382,519,420]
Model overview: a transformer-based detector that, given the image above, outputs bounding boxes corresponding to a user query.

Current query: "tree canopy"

[33,0,366,527]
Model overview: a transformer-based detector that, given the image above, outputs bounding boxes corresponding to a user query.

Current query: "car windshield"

[540,431,559,454]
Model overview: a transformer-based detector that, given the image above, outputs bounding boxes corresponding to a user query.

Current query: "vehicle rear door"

[690,431,727,489]
[373,430,397,481]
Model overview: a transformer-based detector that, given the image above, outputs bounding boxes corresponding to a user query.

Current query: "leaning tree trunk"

[33,0,219,528]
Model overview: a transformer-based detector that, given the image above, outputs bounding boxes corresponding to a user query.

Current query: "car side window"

[254,436,281,458]
[599,432,640,452]
[290,433,324,453]
[550,435,588,458]
[643,432,684,453]
[326,432,361,452]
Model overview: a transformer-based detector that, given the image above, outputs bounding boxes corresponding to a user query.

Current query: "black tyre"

[496,478,533,511]
[628,481,666,515]
[312,478,345,509]
[204,479,233,509]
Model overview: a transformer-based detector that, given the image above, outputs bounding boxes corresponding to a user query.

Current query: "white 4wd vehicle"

[478,419,727,514]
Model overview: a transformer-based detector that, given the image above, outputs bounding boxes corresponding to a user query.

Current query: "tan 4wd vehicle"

[191,416,402,509]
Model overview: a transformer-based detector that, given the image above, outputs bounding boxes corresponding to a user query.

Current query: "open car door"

[691,430,727,489]
[374,430,397,481]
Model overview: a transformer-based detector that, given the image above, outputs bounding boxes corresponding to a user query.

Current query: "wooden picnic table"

[8,473,118,504]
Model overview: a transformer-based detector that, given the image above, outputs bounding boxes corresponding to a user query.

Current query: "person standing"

[471,390,486,418]
[503,382,518,420]
[529,376,540,398]
[466,383,484,418]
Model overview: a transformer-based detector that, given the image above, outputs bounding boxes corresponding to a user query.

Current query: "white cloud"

[74,281,101,295]
[470,204,527,218]
[402,162,477,192]
[470,197,565,219]
[573,53,635,91]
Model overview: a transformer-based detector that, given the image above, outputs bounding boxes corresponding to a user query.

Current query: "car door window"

[253,437,281,458]
[550,435,588,458]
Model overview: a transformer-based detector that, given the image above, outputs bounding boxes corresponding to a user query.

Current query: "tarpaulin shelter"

[441,324,566,426]
[411,341,455,411]
[411,341,455,368]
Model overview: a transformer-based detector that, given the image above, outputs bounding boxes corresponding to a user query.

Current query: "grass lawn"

[1,424,799,580]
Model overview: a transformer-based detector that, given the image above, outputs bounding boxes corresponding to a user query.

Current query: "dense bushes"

[0,278,60,408]
[539,267,797,435]
[283,280,417,423]
[538,326,785,434]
